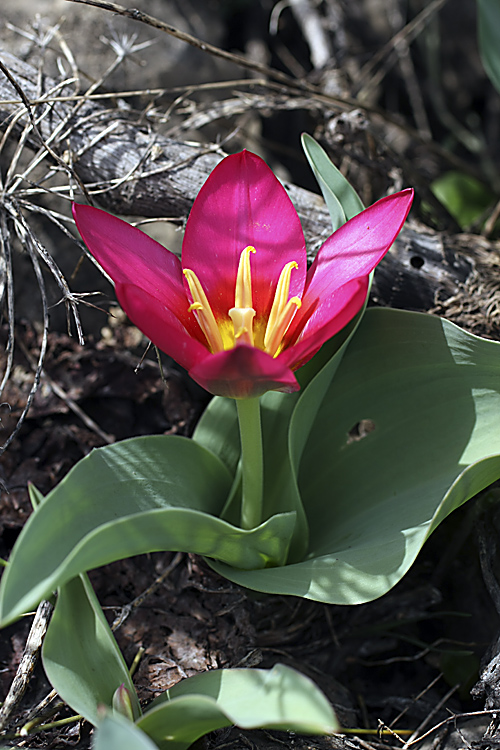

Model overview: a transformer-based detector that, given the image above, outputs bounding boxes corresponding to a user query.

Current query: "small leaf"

[301,133,364,229]
[113,684,136,721]
[42,574,141,726]
[28,482,44,509]
[431,171,494,229]
[138,665,338,750]
[93,713,159,750]
[193,397,240,475]
[477,0,500,94]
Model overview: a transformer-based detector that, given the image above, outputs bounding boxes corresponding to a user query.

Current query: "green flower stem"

[236,397,264,530]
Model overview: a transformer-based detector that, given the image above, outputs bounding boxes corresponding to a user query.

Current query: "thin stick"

[0,600,54,731]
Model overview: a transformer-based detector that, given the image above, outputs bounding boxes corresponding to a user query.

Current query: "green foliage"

[41,571,337,746]
[210,308,500,602]
[138,665,338,750]
[93,714,159,750]
[0,436,295,625]
[301,132,364,228]
[91,665,337,750]
[90,666,338,750]
[42,574,141,726]
[477,0,500,94]
[431,170,494,229]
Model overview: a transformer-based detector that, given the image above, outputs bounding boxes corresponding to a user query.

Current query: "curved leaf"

[477,0,500,94]
[211,308,500,603]
[0,436,295,625]
[138,665,338,750]
[42,574,141,726]
[193,396,240,476]
[301,133,364,229]
[94,714,159,750]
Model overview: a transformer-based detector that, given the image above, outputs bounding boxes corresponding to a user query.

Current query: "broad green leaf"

[42,574,140,726]
[477,0,500,94]
[258,306,368,563]
[301,133,364,229]
[211,308,500,603]
[431,171,494,229]
[0,436,295,625]
[138,665,338,750]
[94,713,159,750]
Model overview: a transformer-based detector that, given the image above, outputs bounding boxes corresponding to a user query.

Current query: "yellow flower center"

[183,247,301,357]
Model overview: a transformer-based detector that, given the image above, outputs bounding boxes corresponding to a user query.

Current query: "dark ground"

[1,0,500,748]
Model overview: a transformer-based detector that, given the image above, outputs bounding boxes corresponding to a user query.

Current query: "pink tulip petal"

[280,277,368,370]
[116,283,208,372]
[189,345,299,399]
[285,189,413,343]
[72,204,190,325]
[181,151,307,323]
[304,189,412,301]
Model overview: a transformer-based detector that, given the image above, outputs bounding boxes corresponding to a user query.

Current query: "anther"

[264,261,299,351]
[183,268,224,353]
[234,246,256,309]
[265,296,301,357]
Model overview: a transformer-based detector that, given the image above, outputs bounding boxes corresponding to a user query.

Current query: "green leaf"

[193,396,240,476]
[477,0,500,94]
[301,133,364,229]
[94,713,159,750]
[138,665,338,750]
[431,171,494,229]
[0,436,295,625]
[42,574,141,726]
[28,482,44,509]
[211,308,500,603]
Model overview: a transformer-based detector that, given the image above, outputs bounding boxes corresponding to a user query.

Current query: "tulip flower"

[73,151,413,400]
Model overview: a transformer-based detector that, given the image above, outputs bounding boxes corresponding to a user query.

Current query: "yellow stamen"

[264,261,298,351]
[229,307,256,347]
[234,246,256,309]
[183,268,224,353]
[265,297,301,357]
[184,249,301,359]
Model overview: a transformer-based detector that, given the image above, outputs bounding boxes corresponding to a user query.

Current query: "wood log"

[0,49,499,336]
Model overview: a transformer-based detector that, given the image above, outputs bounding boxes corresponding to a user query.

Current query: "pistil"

[229,307,256,347]
[230,246,257,347]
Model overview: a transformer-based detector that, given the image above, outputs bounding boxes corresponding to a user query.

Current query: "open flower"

[73,151,413,398]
